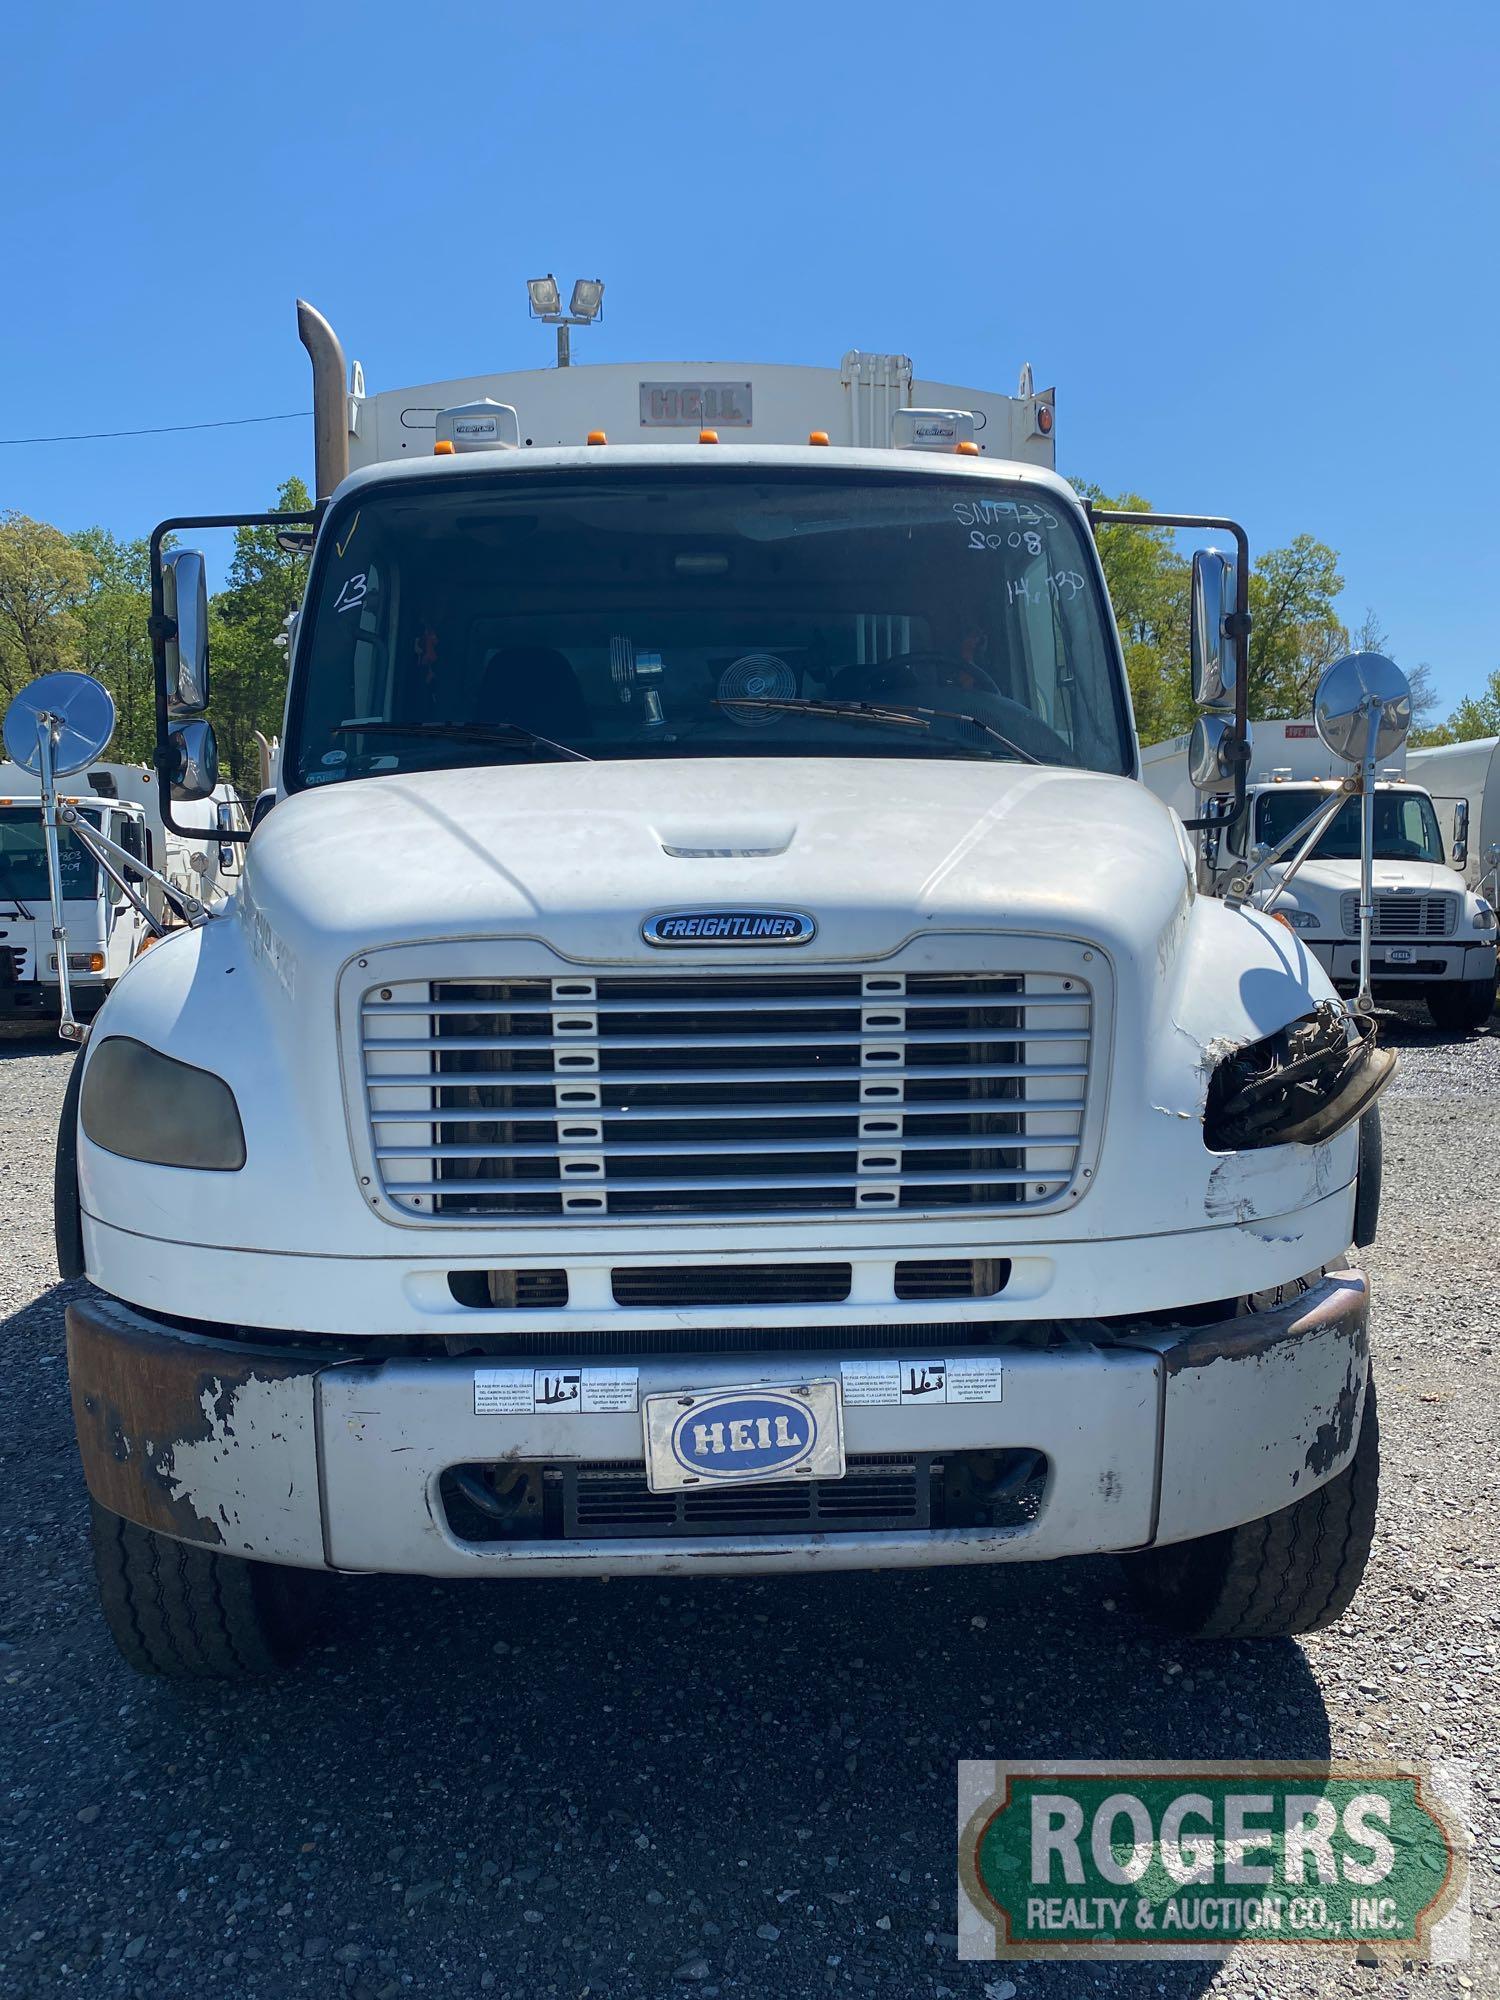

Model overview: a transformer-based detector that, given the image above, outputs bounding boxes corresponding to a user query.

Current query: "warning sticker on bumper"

[474,1367,639,1416]
[839,1357,1003,1407]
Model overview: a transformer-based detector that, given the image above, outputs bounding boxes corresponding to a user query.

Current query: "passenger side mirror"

[162,550,211,714]
[165,719,219,802]
[1189,550,1237,710]
[1314,653,1411,766]
[1452,798,1469,869]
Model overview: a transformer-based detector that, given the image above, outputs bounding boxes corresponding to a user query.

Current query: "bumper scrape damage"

[66,1271,1370,1577]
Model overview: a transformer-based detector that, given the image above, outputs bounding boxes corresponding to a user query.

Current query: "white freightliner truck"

[1141,722,1498,1031]
[30,302,1406,1677]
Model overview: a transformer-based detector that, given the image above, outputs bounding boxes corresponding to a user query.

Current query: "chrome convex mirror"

[1188,712,1247,789]
[166,718,220,801]
[1314,652,1411,766]
[3,670,117,776]
[162,548,211,713]
[1190,549,1237,710]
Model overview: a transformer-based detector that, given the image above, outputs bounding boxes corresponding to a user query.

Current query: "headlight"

[80,1036,246,1171]
[49,952,107,972]
[1203,1002,1395,1151]
[1269,908,1321,931]
[1471,900,1495,933]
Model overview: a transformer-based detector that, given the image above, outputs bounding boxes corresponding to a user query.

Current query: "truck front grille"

[358,966,1094,1222]
[1339,891,1457,939]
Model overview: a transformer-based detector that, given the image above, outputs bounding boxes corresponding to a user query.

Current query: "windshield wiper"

[332,719,591,764]
[712,695,1042,764]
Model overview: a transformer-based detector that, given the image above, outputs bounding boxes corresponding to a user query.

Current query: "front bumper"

[0,980,105,1019]
[67,1273,1369,1578]
[1309,939,1496,988]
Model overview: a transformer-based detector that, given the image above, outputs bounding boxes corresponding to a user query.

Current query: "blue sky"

[3,1,1496,713]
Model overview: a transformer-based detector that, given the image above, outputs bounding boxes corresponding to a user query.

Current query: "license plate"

[641,1380,845,1494]
[1385,947,1415,965]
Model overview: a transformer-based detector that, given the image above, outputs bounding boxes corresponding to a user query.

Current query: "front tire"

[89,1500,321,1678]
[1122,1376,1379,1639]
[1426,976,1496,1034]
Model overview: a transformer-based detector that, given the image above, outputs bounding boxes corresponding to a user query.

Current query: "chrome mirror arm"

[1223,783,1353,911]
[35,716,82,1043]
[59,806,213,928]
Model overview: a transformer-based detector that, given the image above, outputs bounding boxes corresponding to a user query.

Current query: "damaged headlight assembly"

[80,1036,246,1171]
[1202,1000,1395,1151]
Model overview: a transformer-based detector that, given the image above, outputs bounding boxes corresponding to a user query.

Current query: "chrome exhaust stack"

[296,299,350,503]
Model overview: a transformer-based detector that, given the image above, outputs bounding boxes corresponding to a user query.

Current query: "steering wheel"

[830,650,1075,764]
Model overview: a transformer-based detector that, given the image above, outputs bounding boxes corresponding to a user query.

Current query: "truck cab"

[38,302,1400,1676]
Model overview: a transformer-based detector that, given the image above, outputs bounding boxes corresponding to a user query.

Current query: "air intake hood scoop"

[652,816,797,858]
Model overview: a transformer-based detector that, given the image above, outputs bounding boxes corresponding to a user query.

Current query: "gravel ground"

[0,1011,1494,2000]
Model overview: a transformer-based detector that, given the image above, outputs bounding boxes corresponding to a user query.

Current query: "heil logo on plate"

[670,1390,819,1482]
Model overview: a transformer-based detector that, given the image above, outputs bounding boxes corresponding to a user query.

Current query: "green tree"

[209,476,312,786]
[1412,666,1500,746]
[70,527,158,766]
[0,511,93,704]
[1245,534,1344,718]
[1075,485,1195,746]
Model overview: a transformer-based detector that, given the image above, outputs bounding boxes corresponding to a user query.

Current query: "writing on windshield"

[0,809,101,904]
[289,470,1131,789]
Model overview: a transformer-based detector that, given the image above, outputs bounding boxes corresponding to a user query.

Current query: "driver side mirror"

[165,719,219,802]
[1452,798,1469,869]
[1189,550,1237,710]
[162,550,211,714]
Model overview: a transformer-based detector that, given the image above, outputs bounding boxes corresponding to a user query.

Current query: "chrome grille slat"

[361,1026,1079,1053]
[360,965,1094,1221]
[376,1134,1081,1161]
[383,1169,1069,1195]
[369,1097,1087,1125]
[361,1061,1088,1089]
[363,990,1087,1017]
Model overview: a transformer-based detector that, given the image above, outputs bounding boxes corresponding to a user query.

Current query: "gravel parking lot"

[0,1014,1494,2000]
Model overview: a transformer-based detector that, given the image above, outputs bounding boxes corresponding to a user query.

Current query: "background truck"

[1406,734,1500,902]
[0,782,152,1021]
[1141,720,1498,1031]
[34,298,1400,1677]
[0,759,248,1020]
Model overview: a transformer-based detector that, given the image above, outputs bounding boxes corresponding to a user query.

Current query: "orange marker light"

[1037,405,1054,436]
[699,429,719,444]
[808,430,830,446]
[956,440,981,456]
[587,429,607,445]
[433,440,455,455]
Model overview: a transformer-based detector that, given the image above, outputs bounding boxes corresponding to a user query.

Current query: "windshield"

[288,469,1132,789]
[1256,788,1446,865]
[0,807,102,904]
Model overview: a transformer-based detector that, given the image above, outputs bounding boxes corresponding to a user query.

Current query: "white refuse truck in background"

[1141,719,1497,1031]
[0,757,247,1020]
[1406,734,1500,902]
[18,294,1409,1677]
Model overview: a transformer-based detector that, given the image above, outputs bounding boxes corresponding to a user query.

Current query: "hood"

[240,757,1191,967]
[1270,857,1463,899]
